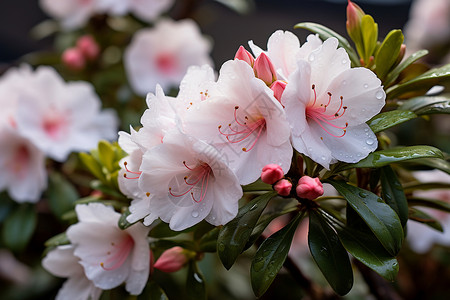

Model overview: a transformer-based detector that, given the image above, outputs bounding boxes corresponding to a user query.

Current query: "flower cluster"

[118,30,386,230]
[0,65,117,203]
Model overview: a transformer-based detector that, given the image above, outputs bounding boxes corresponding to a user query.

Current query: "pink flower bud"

[296,176,324,200]
[76,35,100,61]
[270,80,287,104]
[253,53,277,86]
[154,246,192,273]
[235,46,254,67]
[346,0,365,43]
[62,48,85,71]
[274,179,292,196]
[261,164,284,185]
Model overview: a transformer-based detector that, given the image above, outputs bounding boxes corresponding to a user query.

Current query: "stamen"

[100,235,134,271]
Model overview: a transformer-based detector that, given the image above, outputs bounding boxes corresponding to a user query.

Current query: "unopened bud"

[253,53,277,86]
[154,246,194,273]
[261,164,284,185]
[76,35,100,61]
[394,44,406,66]
[274,179,292,196]
[346,0,365,43]
[296,176,324,200]
[62,48,85,71]
[270,80,287,104]
[235,46,254,67]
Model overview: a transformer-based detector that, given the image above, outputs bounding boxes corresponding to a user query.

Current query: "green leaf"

[367,110,417,133]
[251,212,303,297]
[46,172,79,219]
[143,281,169,300]
[400,158,450,175]
[374,30,403,81]
[44,232,70,248]
[333,219,399,281]
[217,192,277,270]
[345,146,444,169]
[198,227,220,252]
[2,204,37,252]
[118,209,137,230]
[380,166,409,227]
[186,261,206,300]
[79,152,105,182]
[0,193,15,223]
[408,197,450,213]
[242,179,272,192]
[384,50,429,87]
[408,208,443,232]
[386,64,450,99]
[403,182,450,193]
[399,95,450,115]
[294,22,359,66]
[308,211,353,295]
[361,15,378,64]
[90,180,124,198]
[98,140,115,172]
[327,180,404,255]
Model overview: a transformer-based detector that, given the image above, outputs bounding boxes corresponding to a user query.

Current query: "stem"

[354,260,402,300]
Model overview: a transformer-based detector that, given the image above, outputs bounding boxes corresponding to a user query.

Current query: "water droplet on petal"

[363,83,369,89]
[366,138,374,145]
[342,80,347,85]
[364,128,369,132]
[321,156,326,160]
[191,211,199,218]
[341,59,347,64]
[309,54,315,62]
[375,90,384,100]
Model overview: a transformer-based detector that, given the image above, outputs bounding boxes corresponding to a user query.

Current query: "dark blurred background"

[0,0,412,68]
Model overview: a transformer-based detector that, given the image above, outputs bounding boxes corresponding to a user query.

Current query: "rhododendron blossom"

[137,131,243,231]
[67,203,151,295]
[124,19,213,95]
[42,245,102,300]
[184,59,292,185]
[281,37,385,168]
[0,65,118,162]
[98,0,174,22]
[0,126,47,203]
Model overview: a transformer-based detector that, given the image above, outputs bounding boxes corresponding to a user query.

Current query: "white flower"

[124,18,213,95]
[67,203,151,295]
[42,245,102,300]
[0,65,118,162]
[407,170,450,253]
[281,37,385,169]
[39,0,100,30]
[98,0,174,22]
[137,130,243,231]
[184,59,292,185]
[0,125,47,203]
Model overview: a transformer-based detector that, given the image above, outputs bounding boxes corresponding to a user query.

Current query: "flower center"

[42,113,67,140]
[218,106,266,152]
[169,161,212,203]
[305,84,348,139]
[100,235,134,271]
[155,53,177,75]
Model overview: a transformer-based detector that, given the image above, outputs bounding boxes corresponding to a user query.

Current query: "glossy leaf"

[44,232,70,248]
[368,110,417,133]
[294,22,359,66]
[46,172,79,219]
[186,261,206,300]
[380,166,408,227]
[409,208,443,232]
[98,140,115,172]
[399,95,450,115]
[2,204,37,252]
[387,64,450,99]
[345,146,444,169]
[308,211,353,295]
[361,15,378,63]
[328,180,404,255]
[79,152,105,182]
[198,227,220,252]
[144,281,169,300]
[149,221,186,238]
[375,30,403,81]
[335,221,399,281]
[217,192,276,270]
[384,49,428,87]
[400,158,450,175]
[251,213,302,297]
[118,209,137,230]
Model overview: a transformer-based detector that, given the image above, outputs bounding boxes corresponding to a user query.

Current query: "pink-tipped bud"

[253,53,277,86]
[154,246,193,273]
[270,80,287,103]
[76,35,100,61]
[62,48,86,71]
[235,46,254,67]
[296,176,324,200]
[274,179,292,196]
[346,0,365,42]
[261,164,284,185]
